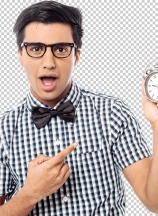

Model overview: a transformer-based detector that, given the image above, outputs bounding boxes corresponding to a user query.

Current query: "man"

[0,1,158,215]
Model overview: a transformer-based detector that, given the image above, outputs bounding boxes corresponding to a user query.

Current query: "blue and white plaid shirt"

[0,82,151,216]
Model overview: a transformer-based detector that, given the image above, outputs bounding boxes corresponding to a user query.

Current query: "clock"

[143,60,158,103]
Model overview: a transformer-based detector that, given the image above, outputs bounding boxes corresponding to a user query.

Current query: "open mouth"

[40,77,57,86]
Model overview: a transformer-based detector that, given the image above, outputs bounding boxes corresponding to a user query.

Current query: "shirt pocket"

[66,147,114,201]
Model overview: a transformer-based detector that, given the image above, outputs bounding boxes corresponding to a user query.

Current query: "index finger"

[53,143,78,164]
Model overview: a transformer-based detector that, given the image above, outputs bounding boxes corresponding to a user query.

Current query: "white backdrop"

[0,0,158,215]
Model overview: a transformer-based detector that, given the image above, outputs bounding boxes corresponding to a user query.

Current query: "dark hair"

[13,1,83,54]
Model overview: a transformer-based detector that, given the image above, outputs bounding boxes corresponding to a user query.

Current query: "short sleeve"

[110,99,151,171]
[0,127,15,197]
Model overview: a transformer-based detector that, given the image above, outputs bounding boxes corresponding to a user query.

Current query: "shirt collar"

[26,81,81,112]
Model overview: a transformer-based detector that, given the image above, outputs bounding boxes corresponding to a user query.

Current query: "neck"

[31,82,72,108]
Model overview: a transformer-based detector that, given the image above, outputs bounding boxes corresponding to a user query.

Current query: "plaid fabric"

[0,82,151,216]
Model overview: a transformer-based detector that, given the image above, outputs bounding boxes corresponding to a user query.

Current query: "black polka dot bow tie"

[31,100,75,129]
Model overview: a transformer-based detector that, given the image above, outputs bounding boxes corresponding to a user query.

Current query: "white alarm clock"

[143,60,158,103]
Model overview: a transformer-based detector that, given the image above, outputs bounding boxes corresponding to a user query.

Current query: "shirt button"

[63,196,68,202]
[54,139,61,146]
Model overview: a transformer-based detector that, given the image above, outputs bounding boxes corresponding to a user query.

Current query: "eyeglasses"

[20,42,77,58]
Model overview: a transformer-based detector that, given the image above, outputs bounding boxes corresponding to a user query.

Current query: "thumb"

[29,154,51,167]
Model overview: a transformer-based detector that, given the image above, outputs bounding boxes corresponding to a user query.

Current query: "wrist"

[20,185,39,205]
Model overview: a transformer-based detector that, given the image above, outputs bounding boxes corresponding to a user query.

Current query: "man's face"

[18,22,80,107]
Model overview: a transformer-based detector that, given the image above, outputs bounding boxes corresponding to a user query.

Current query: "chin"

[41,94,58,101]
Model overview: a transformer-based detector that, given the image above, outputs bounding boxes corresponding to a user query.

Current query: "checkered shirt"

[0,82,151,216]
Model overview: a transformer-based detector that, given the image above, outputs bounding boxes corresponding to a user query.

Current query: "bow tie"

[31,100,75,129]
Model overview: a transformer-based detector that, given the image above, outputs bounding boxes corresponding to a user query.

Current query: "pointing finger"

[55,142,78,161]
[48,143,78,166]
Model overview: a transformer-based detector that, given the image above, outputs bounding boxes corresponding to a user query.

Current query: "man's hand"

[142,79,158,128]
[23,142,78,203]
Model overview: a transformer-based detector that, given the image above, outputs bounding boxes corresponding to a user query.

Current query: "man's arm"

[0,189,36,216]
[122,157,155,212]
[122,80,158,213]
[0,143,77,216]
[123,126,158,214]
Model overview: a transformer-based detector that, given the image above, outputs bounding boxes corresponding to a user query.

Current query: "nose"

[42,47,56,69]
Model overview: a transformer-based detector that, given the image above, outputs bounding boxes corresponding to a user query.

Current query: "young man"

[0,1,158,215]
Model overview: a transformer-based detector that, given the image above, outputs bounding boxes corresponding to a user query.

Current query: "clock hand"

[152,85,158,88]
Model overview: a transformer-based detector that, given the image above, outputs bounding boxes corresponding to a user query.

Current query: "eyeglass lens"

[26,43,72,58]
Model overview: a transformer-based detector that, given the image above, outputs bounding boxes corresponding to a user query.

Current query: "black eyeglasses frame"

[20,42,78,58]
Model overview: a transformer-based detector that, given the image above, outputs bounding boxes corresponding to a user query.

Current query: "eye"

[54,45,68,53]
[57,47,66,52]
[32,47,41,52]
[31,46,42,52]
[27,44,44,53]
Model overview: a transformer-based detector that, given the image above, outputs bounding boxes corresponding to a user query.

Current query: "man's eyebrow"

[24,42,43,43]
[23,42,73,44]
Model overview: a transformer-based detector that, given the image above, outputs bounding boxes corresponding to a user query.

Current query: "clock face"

[145,72,158,102]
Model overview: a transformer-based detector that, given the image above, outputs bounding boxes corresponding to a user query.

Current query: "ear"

[17,49,23,67]
[74,49,81,66]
